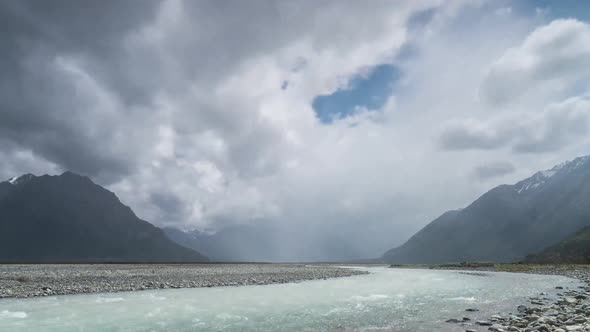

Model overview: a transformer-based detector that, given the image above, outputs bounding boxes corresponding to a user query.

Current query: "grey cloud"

[0,0,428,185]
[513,96,590,153]
[438,121,511,150]
[439,95,590,154]
[473,161,515,180]
[149,192,188,225]
[0,53,139,183]
[0,0,160,105]
[0,141,61,181]
[0,0,161,183]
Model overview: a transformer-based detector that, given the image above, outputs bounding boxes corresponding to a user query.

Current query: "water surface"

[0,267,578,331]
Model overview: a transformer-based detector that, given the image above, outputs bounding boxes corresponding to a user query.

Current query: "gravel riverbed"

[439,266,590,332]
[0,263,368,299]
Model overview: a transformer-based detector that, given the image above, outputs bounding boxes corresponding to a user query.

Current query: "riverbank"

[0,263,368,298]
[395,264,590,331]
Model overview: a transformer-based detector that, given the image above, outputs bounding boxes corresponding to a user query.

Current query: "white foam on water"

[323,307,346,316]
[96,297,124,303]
[447,296,476,302]
[144,293,166,300]
[350,294,390,302]
[215,313,249,321]
[0,310,27,319]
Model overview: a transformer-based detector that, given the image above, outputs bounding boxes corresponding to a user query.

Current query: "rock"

[445,318,461,323]
[545,309,559,316]
[488,323,506,331]
[564,297,578,305]
[476,320,492,326]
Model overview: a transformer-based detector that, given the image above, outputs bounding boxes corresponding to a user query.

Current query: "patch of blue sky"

[312,64,400,124]
[514,0,590,22]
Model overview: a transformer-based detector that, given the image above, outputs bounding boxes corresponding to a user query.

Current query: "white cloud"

[439,94,590,153]
[481,19,590,106]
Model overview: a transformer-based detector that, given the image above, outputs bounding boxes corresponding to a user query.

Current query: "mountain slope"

[383,156,590,264]
[525,227,590,264]
[0,172,208,262]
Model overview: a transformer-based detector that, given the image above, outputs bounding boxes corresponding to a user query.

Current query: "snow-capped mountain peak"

[516,155,590,194]
[517,171,551,194]
[6,173,36,186]
[564,155,590,172]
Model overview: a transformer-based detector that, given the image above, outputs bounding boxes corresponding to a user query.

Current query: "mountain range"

[0,172,208,262]
[383,156,590,264]
[3,155,590,264]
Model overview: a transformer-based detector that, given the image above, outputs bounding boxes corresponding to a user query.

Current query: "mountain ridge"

[383,155,590,264]
[0,171,209,262]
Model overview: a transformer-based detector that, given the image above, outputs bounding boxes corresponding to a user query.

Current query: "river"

[0,267,578,331]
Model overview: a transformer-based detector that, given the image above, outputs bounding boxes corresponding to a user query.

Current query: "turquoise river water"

[0,267,579,331]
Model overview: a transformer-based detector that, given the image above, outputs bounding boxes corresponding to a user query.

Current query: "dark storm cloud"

[0,0,369,182]
[0,0,161,182]
[0,0,161,103]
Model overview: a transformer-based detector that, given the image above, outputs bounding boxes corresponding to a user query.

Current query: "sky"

[1,0,590,260]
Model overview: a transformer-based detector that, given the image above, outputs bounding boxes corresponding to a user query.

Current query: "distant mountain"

[525,227,590,264]
[164,225,281,262]
[383,156,590,264]
[165,222,380,262]
[0,172,208,262]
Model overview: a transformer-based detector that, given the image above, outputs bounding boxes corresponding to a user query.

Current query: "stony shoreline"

[0,263,368,299]
[435,265,590,332]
